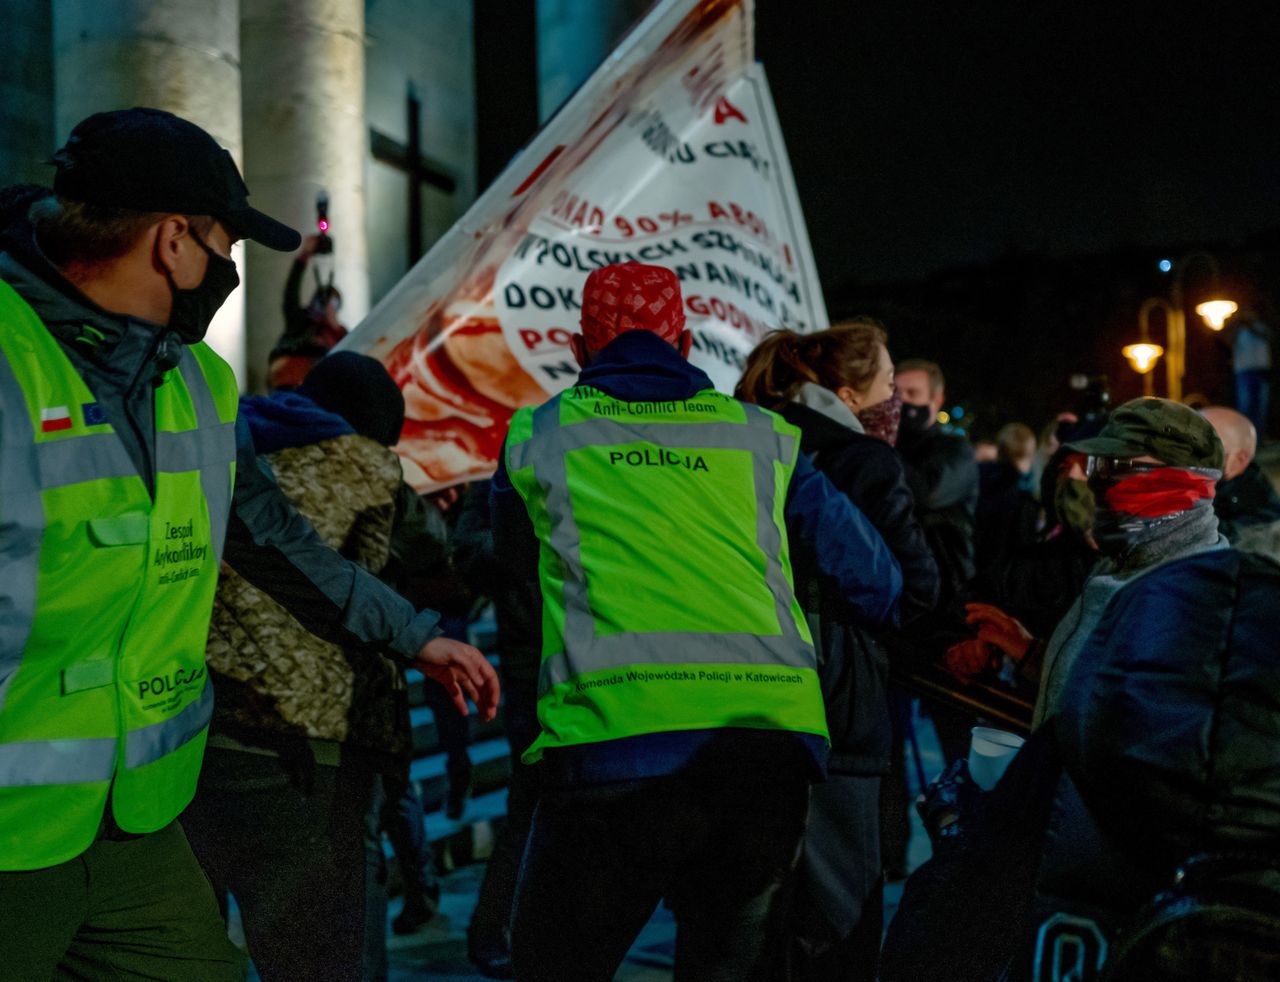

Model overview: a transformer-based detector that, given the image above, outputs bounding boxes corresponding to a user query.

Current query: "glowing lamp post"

[1140,253,1235,401]
[1122,343,1165,397]
[1195,299,1238,331]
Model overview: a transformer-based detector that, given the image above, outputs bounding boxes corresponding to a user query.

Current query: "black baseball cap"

[51,107,300,252]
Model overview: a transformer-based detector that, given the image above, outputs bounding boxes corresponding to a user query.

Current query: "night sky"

[756,2,1280,291]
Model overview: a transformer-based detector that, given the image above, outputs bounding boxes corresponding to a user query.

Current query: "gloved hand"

[943,637,997,681]
[963,602,1035,662]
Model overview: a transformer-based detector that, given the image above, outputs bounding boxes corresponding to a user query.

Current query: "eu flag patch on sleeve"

[83,402,108,427]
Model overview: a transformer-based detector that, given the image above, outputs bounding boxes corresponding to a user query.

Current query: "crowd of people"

[2,107,1279,982]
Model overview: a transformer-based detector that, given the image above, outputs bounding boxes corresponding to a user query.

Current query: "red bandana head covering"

[580,262,685,352]
[1100,467,1217,518]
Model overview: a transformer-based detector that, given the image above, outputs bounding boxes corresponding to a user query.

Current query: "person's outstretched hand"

[943,638,996,682]
[415,637,500,721]
[964,603,1035,662]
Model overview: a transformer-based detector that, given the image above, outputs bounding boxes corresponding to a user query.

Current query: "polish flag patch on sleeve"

[40,406,73,433]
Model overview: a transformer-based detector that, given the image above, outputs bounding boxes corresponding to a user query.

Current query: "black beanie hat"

[298,352,405,447]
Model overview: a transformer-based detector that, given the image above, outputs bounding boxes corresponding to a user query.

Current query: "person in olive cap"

[0,108,498,980]
[958,397,1226,727]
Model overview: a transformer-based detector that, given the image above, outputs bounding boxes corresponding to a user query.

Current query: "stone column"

[241,0,368,393]
[0,0,54,187]
[52,0,247,382]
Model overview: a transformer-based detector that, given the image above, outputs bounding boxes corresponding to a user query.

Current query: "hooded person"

[491,261,904,982]
[189,351,428,981]
[959,397,1227,727]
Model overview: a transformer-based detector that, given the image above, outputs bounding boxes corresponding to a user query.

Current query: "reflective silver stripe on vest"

[520,398,812,694]
[125,679,214,770]
[155,423,236,473]
[176,350,234,563]
[0,735,116,786]
[743,405,808,652]
[35,432,137,488]
[0,352,43,713]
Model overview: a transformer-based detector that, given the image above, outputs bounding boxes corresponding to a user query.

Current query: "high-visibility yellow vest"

[505,382,828,763]
[0,280,237,870]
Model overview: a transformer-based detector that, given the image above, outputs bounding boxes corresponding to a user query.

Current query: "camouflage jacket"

[206,433,411,757]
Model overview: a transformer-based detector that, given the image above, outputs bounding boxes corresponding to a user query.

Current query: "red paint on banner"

[512,146,567,196]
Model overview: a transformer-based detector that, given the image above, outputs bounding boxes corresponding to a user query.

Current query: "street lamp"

[1195,299,1238,331]
[1138,252,1235,402]
[1122,342,1164,397]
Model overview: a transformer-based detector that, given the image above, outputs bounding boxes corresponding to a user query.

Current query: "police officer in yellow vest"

[0,109,499,980]
[494,262,903,982]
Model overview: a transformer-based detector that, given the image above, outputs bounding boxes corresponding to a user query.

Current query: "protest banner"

[340,0,827,491]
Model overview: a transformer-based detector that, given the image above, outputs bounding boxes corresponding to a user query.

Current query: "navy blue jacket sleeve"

[784,453,903,629]
[490,446,541,597]
[222,416,441,664]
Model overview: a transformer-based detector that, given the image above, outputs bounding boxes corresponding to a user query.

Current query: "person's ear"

[677,329,693,360]
[835,386,860,412]
[570,333,589,369]
[1228,447,1250,480]
[931,388,946,413]
[153,216,194,283]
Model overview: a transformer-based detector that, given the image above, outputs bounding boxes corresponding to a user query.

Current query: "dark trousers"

[0,820,244,980]
[787,775,883,982]
[511,767,810,982]
[183,746,377,982]
[422,678,473,782]
[469,667,541,948]
[880,690,915,876]
[378,769,439,903]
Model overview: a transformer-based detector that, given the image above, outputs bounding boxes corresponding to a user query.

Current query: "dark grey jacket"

[0,229,439,664]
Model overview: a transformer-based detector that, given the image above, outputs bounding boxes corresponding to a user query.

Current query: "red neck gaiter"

[1101,467,1217,518]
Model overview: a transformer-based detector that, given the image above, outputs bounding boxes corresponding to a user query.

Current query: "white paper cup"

[967,726,1026,791]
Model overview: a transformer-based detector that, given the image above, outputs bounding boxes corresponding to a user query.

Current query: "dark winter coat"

[1215,461,1280,543]
[207,392,409,754]
[882,548,1280,982]
[973,460,1040,585]
[780,401,940,774]
[898,423,980,604]
[1057,548,1280,867]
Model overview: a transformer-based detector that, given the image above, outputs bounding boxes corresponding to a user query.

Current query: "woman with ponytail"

[738,322,939,982]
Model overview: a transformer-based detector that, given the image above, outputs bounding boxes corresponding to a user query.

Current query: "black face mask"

[166,229,239,344]
[898,401,932,441]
